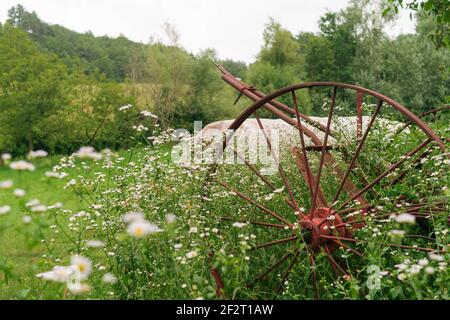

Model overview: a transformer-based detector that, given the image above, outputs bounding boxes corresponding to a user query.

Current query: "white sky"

[0,0,416,63]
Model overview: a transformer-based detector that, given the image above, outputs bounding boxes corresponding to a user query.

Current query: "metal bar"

[312,87,336,211]
[338,139,432,210]
[331,100,383,206]
[216,64,331,135]
[254,111,302,214]
[247,253,292,288]
[356,91,363,139]
[320,235,438,252]
[217,181,293,226]
[253,236,298,250]
[292,147,328,207]
[292,90,315,204]
[276,250,300,293]
[231,147,276,191]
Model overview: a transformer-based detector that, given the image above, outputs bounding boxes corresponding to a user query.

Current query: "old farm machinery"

[204,66,449,298]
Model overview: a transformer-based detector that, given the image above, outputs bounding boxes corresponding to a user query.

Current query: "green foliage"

[0,3,449,155]
[7,4,142,81]
[383,0,450,47]
[246,19,312,114]
[0,24,68,154]
[220,59,247,79]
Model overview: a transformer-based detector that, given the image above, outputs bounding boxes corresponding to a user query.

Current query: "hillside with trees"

[0,1,448,155]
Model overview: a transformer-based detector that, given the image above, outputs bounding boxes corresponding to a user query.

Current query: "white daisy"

[86,240,104,248]
[122,211,145,223]
[37,266,76,282]
[0,205,11,215]
[28,150,48,159]
[127,220,162,238]
[70,255,92,280]
[232,222,247,228]
[102,273,117,284]
[13,189,26,197]
[0,180,13,189]
[186,251,198,259]
[9,160,35,171]
[395,213,416,224]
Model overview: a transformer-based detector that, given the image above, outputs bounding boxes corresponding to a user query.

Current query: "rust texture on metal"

[208,65,448,297]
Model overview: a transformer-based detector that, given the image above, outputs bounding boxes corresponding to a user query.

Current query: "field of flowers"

[0,116,449,300]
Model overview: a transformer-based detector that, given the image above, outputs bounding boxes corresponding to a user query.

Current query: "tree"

[0,24,68,153]
[220,59,247,79]
[383,0,450,47]
[145,42,193,128]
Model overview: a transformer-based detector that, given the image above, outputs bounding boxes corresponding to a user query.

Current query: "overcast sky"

[0,0,416,63]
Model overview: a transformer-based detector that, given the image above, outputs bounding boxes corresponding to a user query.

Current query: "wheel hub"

[299,207,347,251]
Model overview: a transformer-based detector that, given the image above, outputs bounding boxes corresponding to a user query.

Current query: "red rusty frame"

[208,66,448,297]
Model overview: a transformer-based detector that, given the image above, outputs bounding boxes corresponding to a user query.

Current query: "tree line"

[0,1,448,155]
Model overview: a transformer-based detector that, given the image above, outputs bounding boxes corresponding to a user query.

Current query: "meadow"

[0,114,448,300]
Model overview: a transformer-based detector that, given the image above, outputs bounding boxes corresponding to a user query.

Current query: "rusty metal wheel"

[206,68,448,298]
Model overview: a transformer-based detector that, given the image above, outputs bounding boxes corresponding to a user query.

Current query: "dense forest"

[0,1,448,155]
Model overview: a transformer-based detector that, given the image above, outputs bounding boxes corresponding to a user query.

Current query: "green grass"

[0,122,448,300]
[0,156,82,299]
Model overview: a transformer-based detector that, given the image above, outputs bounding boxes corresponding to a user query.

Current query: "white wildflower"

[10,160,35,171]
[31,205,48,212]
[189,226,198,233]
[140,110,158,118]
[70,255,92,280]
[165,213,177,224]
[428,253,444,262]
[119,104,132,111]
[127,220,162,238]
[13,188,26,197]
[69,283,91,295]
[37,266,76,282]
[1,153,12,161]
[186,251,198,259]
[418,258,429,266]
[102,273,117,284]
[232,222,247,228]
[0,205,11,215]
[76,147,102,160]
[389,229,406,238]
[26,199,40,207]
[395,213,416,224]
[397,273,407,281]
[86,240,104,248]
[0,180,13,189]
[425,266,435,275]
[28,150,48,159]
[122,211,144,223]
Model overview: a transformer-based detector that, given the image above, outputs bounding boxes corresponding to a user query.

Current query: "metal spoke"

[254,111,302,214]
[253,236,298,250]
[292,148,328,207]
[247,252,292,288]
[320,235,439,252]
[230,146,276,191]
[312,86,337,211]
[331,99,383,206]
[292,90,315,203]
[324,245,348,276]
[308,252,319,299]
[338,138,432,210]
[356,91,363,139]
[218,181,293,226]
[276,250,300,293]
